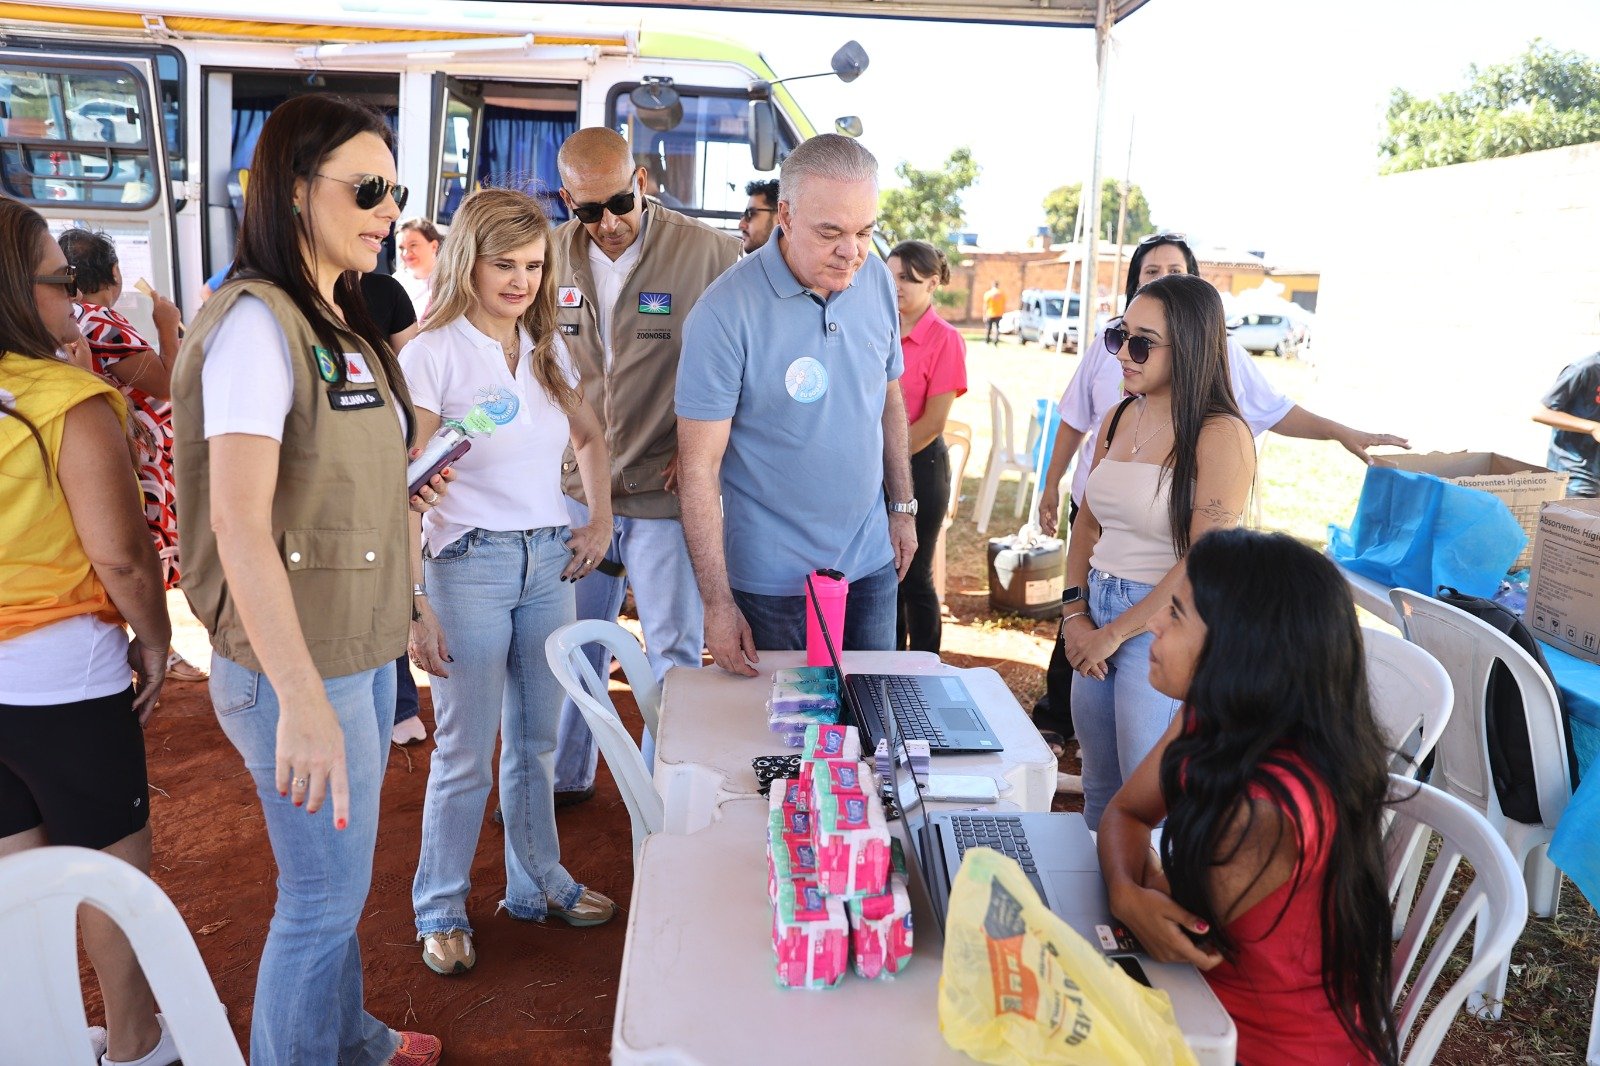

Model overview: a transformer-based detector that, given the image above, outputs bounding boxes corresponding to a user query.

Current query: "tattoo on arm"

[1198,497,1243,526]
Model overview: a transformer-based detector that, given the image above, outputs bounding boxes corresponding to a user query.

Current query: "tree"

[1041,179,1152,245]
[876,147,980,247]
[1379,40,1600,173]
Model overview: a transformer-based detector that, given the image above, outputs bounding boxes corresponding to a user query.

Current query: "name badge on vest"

[560,322,580,337]
[327,388,385,412]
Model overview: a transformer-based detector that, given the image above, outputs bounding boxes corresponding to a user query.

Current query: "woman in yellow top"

[0,196,177,1064]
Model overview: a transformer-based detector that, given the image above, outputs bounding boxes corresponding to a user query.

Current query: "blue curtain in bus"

[231,108,272,171]
[477,106,574,222]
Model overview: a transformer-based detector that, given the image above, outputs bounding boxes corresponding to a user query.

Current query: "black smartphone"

[588,557,626,578]
[1109,954,1151,988]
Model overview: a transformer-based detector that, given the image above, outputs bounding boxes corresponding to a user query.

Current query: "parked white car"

[1016,289,1081,351]
[1228,312,1299,358]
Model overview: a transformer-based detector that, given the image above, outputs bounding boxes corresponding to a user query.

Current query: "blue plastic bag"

[1328,466,1526,598]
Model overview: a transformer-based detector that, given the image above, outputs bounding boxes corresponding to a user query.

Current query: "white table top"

[653,651,1057,833]
[613,796,1236,1065]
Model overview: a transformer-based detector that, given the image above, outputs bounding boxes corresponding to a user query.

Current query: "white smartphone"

[921,773,1000,804]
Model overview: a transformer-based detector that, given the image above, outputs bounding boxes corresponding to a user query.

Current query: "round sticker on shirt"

[785,357,828,404]
[474,384,520,425]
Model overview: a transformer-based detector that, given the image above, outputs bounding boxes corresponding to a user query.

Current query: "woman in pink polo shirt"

[887,240,967,653]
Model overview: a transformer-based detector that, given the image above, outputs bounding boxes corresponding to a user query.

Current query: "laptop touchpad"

[936,706,981,731]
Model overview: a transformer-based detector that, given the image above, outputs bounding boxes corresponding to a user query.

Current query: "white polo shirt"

[401,316,579,553]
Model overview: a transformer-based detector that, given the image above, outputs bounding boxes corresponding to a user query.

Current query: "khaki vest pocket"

[283,528,382,642]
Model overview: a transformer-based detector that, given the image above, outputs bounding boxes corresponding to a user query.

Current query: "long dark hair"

[1159,529,1397,1065]
[232,94,410,441]
[0,197,68,473]
[1124,233,1199,305]
[1132,273,1243,555]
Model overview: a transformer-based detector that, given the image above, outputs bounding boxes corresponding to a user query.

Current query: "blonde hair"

[423,188,578,414]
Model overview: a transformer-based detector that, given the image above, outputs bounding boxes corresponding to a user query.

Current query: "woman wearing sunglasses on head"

[171,95,448,1066]
[1061,273,1255,830]
[1038,233,1408,539]
[0,197,178,1066]
[1098,528,1397,1066]
[402,187,615,978]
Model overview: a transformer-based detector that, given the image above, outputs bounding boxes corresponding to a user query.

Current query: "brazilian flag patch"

[313,346,340,384]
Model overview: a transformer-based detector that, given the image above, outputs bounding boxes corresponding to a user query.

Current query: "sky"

[546,0,1600,263]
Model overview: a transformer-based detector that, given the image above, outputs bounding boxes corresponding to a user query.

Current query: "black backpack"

[1434,586,1580,823]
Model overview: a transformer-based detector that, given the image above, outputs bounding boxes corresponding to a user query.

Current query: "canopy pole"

[1078,0,1114,355]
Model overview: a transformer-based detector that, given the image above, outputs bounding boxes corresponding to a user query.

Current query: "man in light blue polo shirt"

[677,134,917,675]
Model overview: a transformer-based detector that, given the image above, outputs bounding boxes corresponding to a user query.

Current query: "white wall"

[1313,141,1600,463]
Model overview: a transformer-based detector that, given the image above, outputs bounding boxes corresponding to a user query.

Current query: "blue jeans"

[733,561,899,652]
[209,654,400,1066]
[553,497,703,792]
[394,654,418,725]
[413,527,582,936]
[1070,569,1181,831]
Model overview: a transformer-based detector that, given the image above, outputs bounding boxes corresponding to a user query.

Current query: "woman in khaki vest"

[171,96,448,1066]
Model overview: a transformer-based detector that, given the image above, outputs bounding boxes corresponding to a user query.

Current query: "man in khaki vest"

[551,127,740,802]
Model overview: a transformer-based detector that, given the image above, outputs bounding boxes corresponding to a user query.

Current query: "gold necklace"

[1131,398,1171,456]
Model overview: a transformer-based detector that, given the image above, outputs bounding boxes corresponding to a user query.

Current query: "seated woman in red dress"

[1098,527,1397,1066]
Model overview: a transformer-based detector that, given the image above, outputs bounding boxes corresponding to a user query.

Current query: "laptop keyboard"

[858,674,946,745]
[948,815,1046,897]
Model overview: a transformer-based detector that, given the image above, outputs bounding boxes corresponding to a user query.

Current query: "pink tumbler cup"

[805,569,849,667]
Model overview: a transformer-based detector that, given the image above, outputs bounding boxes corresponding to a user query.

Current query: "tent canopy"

[564,0,1153,29]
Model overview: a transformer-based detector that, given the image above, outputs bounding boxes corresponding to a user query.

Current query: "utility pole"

[1111,120,1134,314]
[1077,0,1114,356]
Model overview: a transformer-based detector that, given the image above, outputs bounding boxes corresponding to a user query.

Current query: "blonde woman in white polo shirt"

[401,188,615,976]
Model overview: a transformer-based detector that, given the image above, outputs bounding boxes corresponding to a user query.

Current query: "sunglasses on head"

[1104,322,1172,364]
[318,173,409,212]
[35,264,78,299]
[740,206,774,222]
[1139,231,1189,248]
[569,190,636,225]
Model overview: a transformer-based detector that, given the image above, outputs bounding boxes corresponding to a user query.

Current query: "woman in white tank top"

[1060,274,1257,829]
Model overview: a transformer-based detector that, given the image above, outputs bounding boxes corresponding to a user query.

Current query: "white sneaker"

[1056,772,1084,795]
[392,716,428,745]
[100,1013,179,1066]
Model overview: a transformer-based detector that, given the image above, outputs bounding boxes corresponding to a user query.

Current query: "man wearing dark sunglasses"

[550,127,741,804]
[740,179,780,254]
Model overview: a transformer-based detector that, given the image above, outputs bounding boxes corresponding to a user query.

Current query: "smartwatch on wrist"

[1062,585,1085,608]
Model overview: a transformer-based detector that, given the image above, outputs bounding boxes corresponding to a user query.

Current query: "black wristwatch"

[1062,585,1086,607]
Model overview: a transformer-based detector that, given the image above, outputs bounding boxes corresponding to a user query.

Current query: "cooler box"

[986,535,1065,620]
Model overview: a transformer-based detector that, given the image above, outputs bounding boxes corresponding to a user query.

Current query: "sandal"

[166,649,209,683]
[546,887,616,928]
[1038,729,1068,760]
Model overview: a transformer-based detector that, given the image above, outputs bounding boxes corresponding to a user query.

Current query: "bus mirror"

[834,116,863,138]
[630,79,683,133]
[831,41,869,83]
[750,100,778,172]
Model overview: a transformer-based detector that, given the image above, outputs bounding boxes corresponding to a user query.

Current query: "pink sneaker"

[388,1031,442,1066]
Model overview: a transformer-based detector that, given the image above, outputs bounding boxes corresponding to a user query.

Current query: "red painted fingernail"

[335,818,347,830]
[293,799,302,807]
[1195,920,1210,933]
[280,790,288,797]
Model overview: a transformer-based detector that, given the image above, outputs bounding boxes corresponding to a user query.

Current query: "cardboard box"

[1375,452,1569,571]
[1524,499,1600,663]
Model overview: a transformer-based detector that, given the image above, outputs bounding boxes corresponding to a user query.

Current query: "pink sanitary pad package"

[800,722,860,762]
[811,788,890,898]
[845,873,913,979]
[772,880,849,990]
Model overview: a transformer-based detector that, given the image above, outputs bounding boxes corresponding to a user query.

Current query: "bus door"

[0,53,177,329]
[430,76,482,226]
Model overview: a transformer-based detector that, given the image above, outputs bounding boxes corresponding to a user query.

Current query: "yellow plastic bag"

[937,847,1197,1066]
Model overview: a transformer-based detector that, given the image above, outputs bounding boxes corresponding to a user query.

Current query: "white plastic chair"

[545,620,664,861]
[1390,588,1572,1017]
[934,419,973,604]
[1384,775,1528,1063]
[1364,626,1455,940]
[973,385,1037,534]
[0,846,245,1065]
[1364,627,1454,780]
